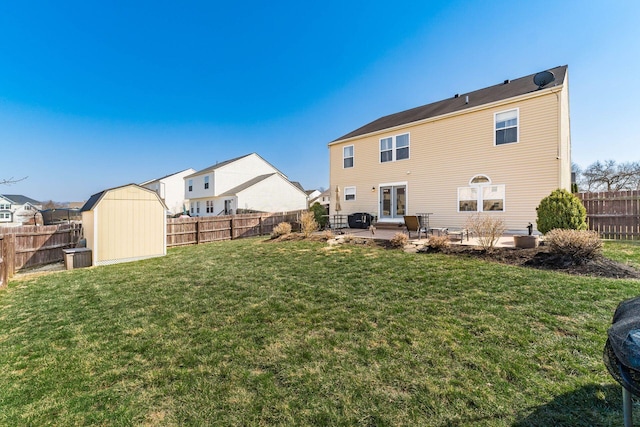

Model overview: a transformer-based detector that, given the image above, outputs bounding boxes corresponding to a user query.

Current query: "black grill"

[604,296,640,426]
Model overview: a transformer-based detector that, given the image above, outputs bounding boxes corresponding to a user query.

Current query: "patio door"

[380,185,406,220]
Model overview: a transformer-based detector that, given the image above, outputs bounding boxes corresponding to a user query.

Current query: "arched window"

[458,175,505,212]
[470,175,490,185]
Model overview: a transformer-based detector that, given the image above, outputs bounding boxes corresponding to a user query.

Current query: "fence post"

[195,218,200,245]
[4,233,15,279]
[259,215,263,236]
[0,236,5,287]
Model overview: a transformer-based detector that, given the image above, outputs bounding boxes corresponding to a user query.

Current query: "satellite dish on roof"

[533,70,555,89]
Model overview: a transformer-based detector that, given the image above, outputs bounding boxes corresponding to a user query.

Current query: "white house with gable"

[0,194,43,225]
[140,168,196,215]
[185,153,308,216]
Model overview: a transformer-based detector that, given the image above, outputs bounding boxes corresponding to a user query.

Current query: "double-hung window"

[495,109,518,145]
[0,203,9,210]
[343,145,354,168]
[206,200,213,213]
[380,133,410,162]
[204,176,210,189]
[188,179,193,192]
[344,186,356,201]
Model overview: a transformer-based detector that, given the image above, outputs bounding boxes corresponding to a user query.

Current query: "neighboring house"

[185,153,308,216]
[0,194,43,225]
[140,168,196,215]
[308,189,330,211]
[305,189,321,207]
[328,65,571,232]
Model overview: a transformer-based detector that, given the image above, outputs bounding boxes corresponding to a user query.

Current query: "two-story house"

[309,189,330,212]
[0,194,43,225]
[328,65,571,232]
[140,168,196,215]
[185,153,308,216]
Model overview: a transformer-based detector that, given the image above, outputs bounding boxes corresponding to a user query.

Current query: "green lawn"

[1,238,639,426]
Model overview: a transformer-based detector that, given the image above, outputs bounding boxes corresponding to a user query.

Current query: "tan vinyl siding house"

[81,184,167,266]
[329,66,571,232]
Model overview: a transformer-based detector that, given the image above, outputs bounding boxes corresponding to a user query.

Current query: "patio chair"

[403,215,426,239]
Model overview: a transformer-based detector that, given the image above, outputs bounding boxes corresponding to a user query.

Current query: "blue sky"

[1,1,639,202]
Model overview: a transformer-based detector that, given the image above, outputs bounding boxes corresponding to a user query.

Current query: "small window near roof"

[380,134,410,162]
[495,109,518,145]
[380,138,393,163]
[343,145,354,168]
[396,133,410,160]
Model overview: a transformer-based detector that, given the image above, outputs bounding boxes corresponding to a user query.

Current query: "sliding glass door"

[380,185,406,220]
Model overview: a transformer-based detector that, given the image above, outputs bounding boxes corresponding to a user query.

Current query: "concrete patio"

[325,226,538,248]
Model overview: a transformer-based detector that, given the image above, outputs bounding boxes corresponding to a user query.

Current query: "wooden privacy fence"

[577,191,640,240]
[167,211,302,247]
[0,223,82,284]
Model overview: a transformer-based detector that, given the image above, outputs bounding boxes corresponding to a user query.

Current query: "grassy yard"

[1,238,639,426]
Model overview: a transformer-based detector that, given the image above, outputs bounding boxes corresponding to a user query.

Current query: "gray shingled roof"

[185,153,287,179]
[0,194,41,205]
[140,168,194,186]
[219,174,276,196]
[184,154,251,178]
[333,65,567,142]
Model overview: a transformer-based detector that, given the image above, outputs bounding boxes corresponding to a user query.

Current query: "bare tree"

[0,176,27,186]
[580,160,640,192]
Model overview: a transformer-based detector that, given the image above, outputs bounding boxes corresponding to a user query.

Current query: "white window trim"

[344,186,356,201]
[188,179,193,192]
[380,132,410,163]
[494,108,519,146]
[457,175,506,213]
[204,176,210,189]
[343,145,354,169]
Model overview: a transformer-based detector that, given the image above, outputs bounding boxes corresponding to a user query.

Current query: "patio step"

[374,222,404,230]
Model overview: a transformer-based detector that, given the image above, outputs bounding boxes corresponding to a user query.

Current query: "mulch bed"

[268,233,640,279]
[433,245,640,279]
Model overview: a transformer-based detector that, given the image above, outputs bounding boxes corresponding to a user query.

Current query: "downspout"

[555,90,563,189]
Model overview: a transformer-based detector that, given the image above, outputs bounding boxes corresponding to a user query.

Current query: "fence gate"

[577,191,640,240]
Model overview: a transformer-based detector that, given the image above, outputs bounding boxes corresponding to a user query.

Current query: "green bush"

[536,189,587,234]
[309,202,328,228]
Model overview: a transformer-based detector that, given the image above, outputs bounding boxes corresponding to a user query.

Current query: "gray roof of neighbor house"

[290,181,305,192]
[219,173,308,197]
[185,153,286,179]
[219,174,276,196]
[0,194,42,205]
[140,168,195,186]
[333,65,568,142]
